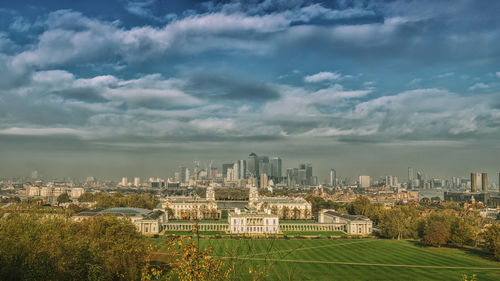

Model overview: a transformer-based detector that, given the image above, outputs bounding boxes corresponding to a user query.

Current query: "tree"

[483,224,500,259]
[449,218,474,247]
[56,192,70,204]
[378,208,408,240]
[423,214,452,247]
[0,208,148,281]
[348,196,371,216]
[281,206,290,219]
[292,207,300,220]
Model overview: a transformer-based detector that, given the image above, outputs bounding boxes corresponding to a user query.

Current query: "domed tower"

[249,186,259,208]
[206,186,215,201]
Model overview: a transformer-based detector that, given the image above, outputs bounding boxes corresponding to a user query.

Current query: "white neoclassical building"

[162,186,220,220]
[249,186,312,219]
[318,210,372,235]
[228,208,279,234]
[73,207,168,234]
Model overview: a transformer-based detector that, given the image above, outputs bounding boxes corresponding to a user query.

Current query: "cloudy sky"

[0,0,499,182]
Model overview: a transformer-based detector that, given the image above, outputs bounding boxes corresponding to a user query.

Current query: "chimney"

[482,173,488,192]
[471,173,477,192]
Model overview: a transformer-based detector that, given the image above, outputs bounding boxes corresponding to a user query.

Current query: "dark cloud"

[185,74,281,101]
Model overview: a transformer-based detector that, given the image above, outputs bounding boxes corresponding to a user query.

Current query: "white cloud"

[0,127,91,138]
[469,82,489,91]
[496,72,500,78]
[304,72,342,83]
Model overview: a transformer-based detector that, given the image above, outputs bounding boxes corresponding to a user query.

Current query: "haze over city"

[1,0,500,180]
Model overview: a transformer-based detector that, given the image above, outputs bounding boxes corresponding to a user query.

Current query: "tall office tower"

[222,163,233,179]
[185,168,190,183]
[329,169,337,187]
[286,168,293,187]
[271,157,282,180]
[482,173,488,192]
[226,168,233,181]
[417,172,424,188]
[385,176,393,187]
[298,165,306,185]
[174,172,180,182]
[306,164,313,185]
[471,172,477,192]
[134,177,140,187]
[408,167,414,186]
[248,153,258,178]
[121,177,127,186]
[258,156,270,176]
[238,159,247,179]
[359,175,370,188]
[210,167,218,179]
[292,168,299,186]
[179,166,186,183]
[232,162,239,180]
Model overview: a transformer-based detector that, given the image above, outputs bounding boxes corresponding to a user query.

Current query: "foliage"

[449,217,475,247]
[166,235,230,281]
[378,206,420,240]
[423,213,452,247]
[56,192,70,204]
[0,209,148,281]
[78,192,159,209]
[305,196,345,216]
[483,224,500,259]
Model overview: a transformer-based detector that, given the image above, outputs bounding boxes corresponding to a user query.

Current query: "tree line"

[307,195,500,259]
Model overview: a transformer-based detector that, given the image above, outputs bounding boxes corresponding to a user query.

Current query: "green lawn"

[282,231,346,237]
[150,238,500,281]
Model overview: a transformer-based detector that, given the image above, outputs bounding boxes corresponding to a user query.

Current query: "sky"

[0,0,499,182]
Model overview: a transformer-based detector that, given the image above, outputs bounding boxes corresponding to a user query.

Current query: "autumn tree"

[423,213,452,247]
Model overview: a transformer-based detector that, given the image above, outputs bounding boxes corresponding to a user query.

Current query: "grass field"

[150,238,500,281]
[281,231,346,237]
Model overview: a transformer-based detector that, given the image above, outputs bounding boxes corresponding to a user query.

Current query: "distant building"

[318,210,372,235]
[134,177,140,187]
[228,208,279,234]
[249,186,312,219]
[74,207,167,234]
[121,177,127,186]
[330,169,337,187]
[71,188,85,199]
[359,175,370,188]
[248,153,259,178]
[271,157,282,180]
[162,186,220,220]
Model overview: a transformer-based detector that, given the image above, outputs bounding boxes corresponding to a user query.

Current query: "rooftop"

[323,210,370,222]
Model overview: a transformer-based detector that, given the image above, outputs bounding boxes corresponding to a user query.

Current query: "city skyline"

[0,0,499,179]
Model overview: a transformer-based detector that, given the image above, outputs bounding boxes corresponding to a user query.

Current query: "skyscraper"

[238,159,247,179]
[286,168,293,188]
[329,169,336,187]
[134,177,140,187]
[179,166,186,183]
[258,156,270,176]
[271,157,282,180]
[306,164,313,185]
[408,167,414,187]
[121,177,127,186]
[248,153,258,178]
[222,163,233,179]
